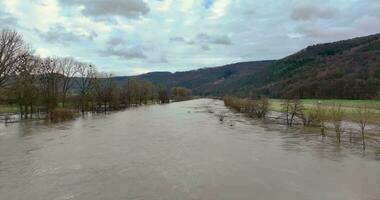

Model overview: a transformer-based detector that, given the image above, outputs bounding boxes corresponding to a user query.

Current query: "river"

[0,99,379,200]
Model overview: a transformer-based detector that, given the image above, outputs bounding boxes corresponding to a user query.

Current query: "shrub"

[310,103,328,136]
[281,98,304,126]
[223,96,269,119]
[49,108,79,122]
[328,104,345,143]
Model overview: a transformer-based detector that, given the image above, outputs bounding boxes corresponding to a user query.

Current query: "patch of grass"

[0,105,19,114]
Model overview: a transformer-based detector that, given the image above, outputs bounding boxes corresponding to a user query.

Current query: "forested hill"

[119,33,380,99]
[252,33,380,99]
[114,60,275,95]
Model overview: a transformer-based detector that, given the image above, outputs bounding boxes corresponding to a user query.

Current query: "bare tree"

[57,57,77,107]
[355,105,372,150]
[0,29,25,88]
[93,72,115,112]
[329,104,344,143]
[38,57,61,113]
[76,62,96,113]
[313,102,328,136]
[14,52,40,118]
[281,98,303,126]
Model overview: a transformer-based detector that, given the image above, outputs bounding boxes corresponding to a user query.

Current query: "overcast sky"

[1,0,379,75]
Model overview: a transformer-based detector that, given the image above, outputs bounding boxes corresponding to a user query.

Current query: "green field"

[269,99,380,123]
[270,99,380,110]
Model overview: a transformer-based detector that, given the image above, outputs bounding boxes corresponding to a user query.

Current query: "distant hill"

[114,60,275,96]
[116,33,380,99]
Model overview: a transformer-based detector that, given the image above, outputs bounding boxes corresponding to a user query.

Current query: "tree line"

[0,29,191,121]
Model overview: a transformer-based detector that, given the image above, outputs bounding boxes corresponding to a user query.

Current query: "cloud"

[0,10,17,28]
[160,54,168,63]
[99,46,147,60]
[107,36,127,47]
[209,0,230,19]
[99,34,146,59]
[201,44,211,51]
[37,23,97,44]
[291,3,338,21]
[59,0,149,20]
[169,37,186,43]
[213,35,232,45]
[196,33,232,45]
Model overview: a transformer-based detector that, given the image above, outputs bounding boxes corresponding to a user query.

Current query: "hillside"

[117,33,380,99]
[251,33,380,99]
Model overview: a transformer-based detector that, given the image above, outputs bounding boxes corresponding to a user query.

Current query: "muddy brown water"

[0,99,379,200]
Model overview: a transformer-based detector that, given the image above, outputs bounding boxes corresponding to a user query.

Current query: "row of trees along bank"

[0,29,192,122]
[223,96,378,150]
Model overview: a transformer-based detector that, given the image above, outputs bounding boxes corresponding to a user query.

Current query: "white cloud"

[209,0,231,19]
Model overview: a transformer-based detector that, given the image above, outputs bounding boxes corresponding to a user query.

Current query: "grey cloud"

[291,4,338,21]
[99,46,147,60]
[196,33,232,46]
[160,55,168,63]
[201,45,210,51]
[196,33,211,43]
[169,37,186,43]
[298,26,355,41]
[60,0,149,20]
[0,10,17,28]
[213,35,232,45]
[107,37,126,47]
[37,24,97,44]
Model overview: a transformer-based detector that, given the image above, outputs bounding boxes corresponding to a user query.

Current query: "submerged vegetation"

[48,108,79,123]
[223,96,269,119]
[224,96,380,150]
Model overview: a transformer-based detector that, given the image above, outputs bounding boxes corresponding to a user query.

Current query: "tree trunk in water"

[320,122,325,137]
[62,94,66,108]
[362,127,366,151]
[337,130,341,144]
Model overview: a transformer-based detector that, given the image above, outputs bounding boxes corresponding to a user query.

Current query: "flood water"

[0,99,379,200]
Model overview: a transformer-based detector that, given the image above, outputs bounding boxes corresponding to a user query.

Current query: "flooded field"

[0,99,379,200]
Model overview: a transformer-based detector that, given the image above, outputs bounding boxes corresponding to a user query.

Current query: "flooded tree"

[355,105,372,150]
[281,98,304,126]
[246,97,269,119]
[158,88,170,104]
[300,109,317,126]
[14,53,40,119]
[329,104,344,143]
[93,72,116,112]
[124,78,157,105]
[310,102,328,136]
[223,96,269,119]
[171,87,192,102]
